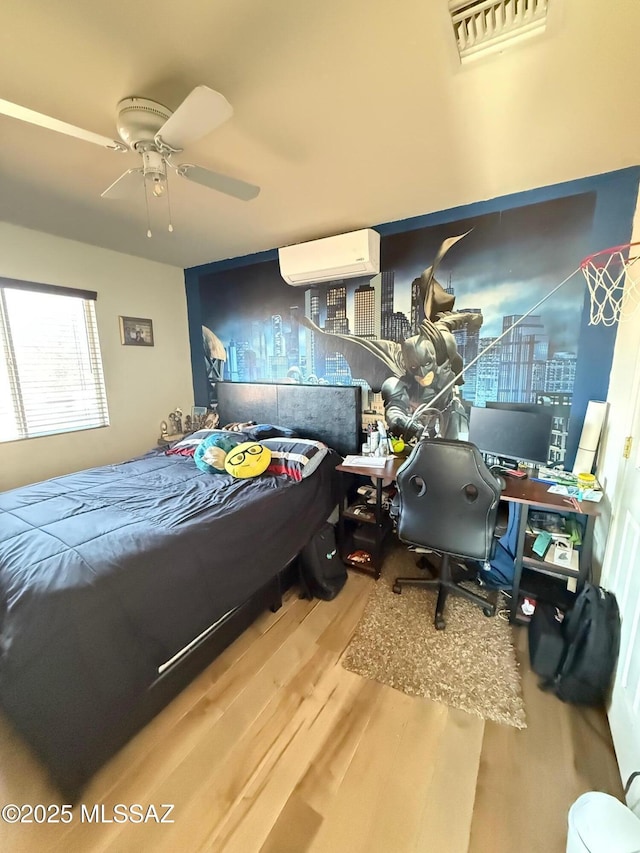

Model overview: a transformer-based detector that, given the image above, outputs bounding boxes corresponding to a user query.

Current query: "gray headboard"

[215,382,362,457]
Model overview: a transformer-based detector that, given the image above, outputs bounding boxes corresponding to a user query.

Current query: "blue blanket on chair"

[477,502,519,589]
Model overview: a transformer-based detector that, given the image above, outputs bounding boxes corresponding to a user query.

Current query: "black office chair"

[392,438,503,630]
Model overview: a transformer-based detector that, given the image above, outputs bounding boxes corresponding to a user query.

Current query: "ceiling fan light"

[151,177,166,198]
[141,148,168,198]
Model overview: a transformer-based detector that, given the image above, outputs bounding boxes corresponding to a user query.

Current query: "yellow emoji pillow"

[224,441,272,479]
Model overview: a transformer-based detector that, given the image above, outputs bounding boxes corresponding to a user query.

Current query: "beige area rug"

[342,547,527,728]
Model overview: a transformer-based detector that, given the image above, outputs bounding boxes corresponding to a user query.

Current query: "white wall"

[591,187,640,572]
[0,223,193,490]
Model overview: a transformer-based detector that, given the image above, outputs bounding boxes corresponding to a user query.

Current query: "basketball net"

[581,242,640,327]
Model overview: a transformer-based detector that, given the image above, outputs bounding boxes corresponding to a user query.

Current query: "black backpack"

[540,583,620,705]
[298,523,348,601]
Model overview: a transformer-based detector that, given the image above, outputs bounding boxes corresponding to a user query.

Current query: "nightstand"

[157,433,185,447]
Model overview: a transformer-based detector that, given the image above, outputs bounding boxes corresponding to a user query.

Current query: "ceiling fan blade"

[157,86,234,150]
[176,164,260,201]
[101,168,144,199]
[0,98,126,151]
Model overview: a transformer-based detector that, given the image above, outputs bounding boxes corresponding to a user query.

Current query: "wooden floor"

[0,572,623,853]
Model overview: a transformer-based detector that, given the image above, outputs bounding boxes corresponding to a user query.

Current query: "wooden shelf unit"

[502,477,599,625]
[336,456,404,579]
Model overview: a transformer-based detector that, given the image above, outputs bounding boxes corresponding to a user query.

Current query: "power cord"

[496,589,512,622]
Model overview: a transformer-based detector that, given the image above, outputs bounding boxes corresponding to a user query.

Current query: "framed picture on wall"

[119,316,154,347]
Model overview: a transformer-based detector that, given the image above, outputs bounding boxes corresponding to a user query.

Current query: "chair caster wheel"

[483,607,494,617]
[435,616,445,630]
[392,583,402,595]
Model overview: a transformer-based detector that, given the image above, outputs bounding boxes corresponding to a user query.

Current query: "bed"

[0,382,361,798]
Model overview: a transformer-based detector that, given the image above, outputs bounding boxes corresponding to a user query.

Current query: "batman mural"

[298,234,482,440]
[203,325,226,383]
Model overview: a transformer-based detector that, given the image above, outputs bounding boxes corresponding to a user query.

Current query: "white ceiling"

[0,0,639,270]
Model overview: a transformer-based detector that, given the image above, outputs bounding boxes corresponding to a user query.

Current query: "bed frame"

[73,574,284,799]
[55,383,362,799]
[215,381,362,457]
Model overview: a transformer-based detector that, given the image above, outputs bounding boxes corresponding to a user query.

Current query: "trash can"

[567,792,640,852]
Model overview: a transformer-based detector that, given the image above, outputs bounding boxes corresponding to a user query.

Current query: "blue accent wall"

[185,167,640,468]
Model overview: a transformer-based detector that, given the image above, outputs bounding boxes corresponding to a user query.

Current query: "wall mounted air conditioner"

[278,228,381,285]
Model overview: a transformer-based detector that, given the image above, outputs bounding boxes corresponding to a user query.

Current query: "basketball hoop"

[581,242,640,326]
[402,243,638,420]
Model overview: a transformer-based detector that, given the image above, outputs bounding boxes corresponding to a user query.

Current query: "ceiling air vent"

[449,0,550,62]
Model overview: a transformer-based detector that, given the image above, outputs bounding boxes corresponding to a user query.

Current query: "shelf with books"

[527,510,585,546]
[336,457,402,580]
[508,488,597,625]
[343,503,378,525]
[522,535,581,578]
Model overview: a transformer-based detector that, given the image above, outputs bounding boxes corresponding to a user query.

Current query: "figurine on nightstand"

[203,410,220,429]
[169,409,183,435]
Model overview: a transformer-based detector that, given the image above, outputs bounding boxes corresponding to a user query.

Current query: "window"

[0,279,109,442]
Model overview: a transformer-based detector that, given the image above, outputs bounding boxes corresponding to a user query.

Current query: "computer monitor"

[486,400,570,419]
[486,401,547,415]
[467,405,553,467]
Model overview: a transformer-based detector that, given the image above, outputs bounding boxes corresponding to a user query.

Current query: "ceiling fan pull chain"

[167,182,174,233]
[144,181,153,239]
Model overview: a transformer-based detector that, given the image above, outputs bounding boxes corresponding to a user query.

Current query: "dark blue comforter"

[0,449,339,794]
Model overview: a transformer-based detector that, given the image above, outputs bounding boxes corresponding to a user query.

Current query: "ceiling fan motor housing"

[141,149,166,182]
[115,97,172,149]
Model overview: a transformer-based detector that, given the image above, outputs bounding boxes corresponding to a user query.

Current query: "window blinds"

[0,280,109,442]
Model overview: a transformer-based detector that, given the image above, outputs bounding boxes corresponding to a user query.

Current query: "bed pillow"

[244,423,298,441]
[194,433,245,474]
[165,429,246,457]
[261,437,329,481]
[222,421,256,432]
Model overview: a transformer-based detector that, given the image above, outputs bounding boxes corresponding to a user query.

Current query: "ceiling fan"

[0,85,260,234]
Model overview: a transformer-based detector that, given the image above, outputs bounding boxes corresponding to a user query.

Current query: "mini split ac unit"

[278,228,381,285]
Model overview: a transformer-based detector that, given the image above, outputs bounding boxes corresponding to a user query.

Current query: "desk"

[336,456,404,579]
[336,456,600,616]
[499,477,600,624]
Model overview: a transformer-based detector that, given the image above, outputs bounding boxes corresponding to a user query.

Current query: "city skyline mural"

[198,191,598,464]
